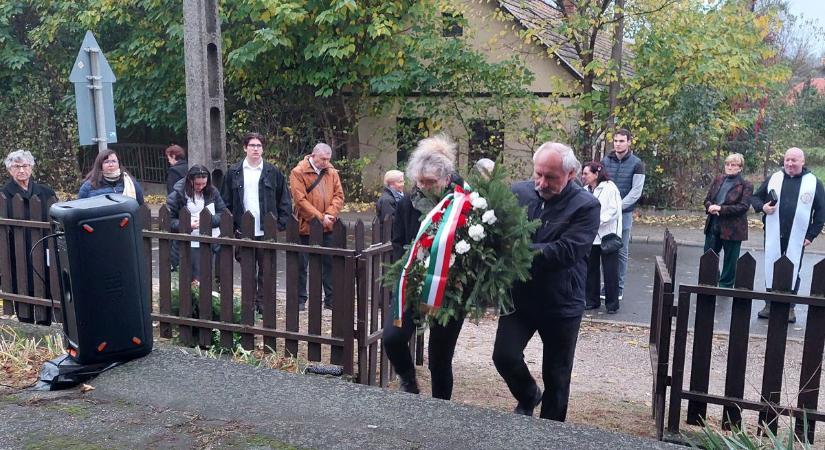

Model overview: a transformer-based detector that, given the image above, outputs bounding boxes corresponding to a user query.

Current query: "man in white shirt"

[222,132,292,311]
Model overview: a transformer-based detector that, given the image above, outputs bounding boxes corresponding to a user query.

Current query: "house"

[356,0,629,189]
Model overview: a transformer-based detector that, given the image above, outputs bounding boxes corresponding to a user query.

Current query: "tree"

[619,0,790,206]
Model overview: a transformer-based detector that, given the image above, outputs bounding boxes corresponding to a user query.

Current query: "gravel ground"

[402,317,825,442]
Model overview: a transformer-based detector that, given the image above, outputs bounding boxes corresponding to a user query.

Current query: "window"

[442,12,463,37]
[468,120,504,168]
[396,117,431,166]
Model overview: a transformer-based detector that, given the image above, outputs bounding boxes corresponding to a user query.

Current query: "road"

[600,242,825,338]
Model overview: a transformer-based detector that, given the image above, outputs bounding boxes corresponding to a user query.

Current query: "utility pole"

[606,0,625,155]
[183,0,227,186]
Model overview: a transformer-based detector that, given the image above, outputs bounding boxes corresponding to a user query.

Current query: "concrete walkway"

[0,322,680,449]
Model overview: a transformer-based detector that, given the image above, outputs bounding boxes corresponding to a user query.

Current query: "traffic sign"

[71,31,118,149]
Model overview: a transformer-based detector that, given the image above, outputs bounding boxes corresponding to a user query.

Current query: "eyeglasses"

[246,144,263,148]
[102,159,119,165]
[9,164,32,171]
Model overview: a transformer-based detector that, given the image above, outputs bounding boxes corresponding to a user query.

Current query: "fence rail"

[650,231,825,444]
[0,192,394,387]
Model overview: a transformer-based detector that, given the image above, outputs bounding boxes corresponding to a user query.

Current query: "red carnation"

[461,201,472,214]
[420,234,435,249]
[457,215,467,228]
[432,211,443,223]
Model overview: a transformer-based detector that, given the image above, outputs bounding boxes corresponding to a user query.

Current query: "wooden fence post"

[285,216,300,357]
[759,255,794,434]
[261,213,279,352]
[239,212,256,350]
[157,207,173,338]
[218,212,235,349]
[722,252,756,430]
[796,258,825,442]
[686,249,720,425]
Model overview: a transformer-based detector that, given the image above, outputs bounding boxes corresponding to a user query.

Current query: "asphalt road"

[592,242,825,338]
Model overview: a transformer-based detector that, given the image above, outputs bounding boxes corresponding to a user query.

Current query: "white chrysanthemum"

[416,247,427,261]
[471,196,488,210]
[468,224,486,241]
[482,209,497,225]
[455,240,471,254]
[449,254,456,267]
[469,192,480,201]
[424,256,430,268]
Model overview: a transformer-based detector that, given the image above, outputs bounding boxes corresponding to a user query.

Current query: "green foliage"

[0,76,79,191]
[382,162,539,327]
[689,418,812,449]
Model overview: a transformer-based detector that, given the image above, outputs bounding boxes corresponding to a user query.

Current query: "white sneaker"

[599,294,606,301]
[619,295,623,301]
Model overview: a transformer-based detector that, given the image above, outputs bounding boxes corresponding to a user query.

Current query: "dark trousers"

[493,311,582,421]
[586,245,620,310]
[298,233,333,306]
[703,233,741,288]
[383,307,465,400]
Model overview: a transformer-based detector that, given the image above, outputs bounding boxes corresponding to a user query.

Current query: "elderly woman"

[385,134,465,400]
[581,161,623,313]
[78,149,144,205]
[2,150,56,324]
[166,164,226,282]
[703,153,753,288]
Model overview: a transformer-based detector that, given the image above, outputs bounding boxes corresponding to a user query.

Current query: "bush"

[0,78,80,192]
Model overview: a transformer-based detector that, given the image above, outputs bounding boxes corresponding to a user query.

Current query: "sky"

[787,0,825,54]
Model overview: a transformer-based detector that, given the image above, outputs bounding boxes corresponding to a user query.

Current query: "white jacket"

[590,180,623,245]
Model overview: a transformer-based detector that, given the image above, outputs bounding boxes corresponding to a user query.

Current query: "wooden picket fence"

[651,230,825,443]
[0,192,396,387]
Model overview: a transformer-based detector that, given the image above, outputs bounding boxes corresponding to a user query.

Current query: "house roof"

[497,0,634,81]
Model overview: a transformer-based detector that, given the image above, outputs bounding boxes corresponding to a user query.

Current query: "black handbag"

[600,232,622,254]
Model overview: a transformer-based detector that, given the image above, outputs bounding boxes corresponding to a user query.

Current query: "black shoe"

[757,305,770,319]
[324,301,333,310]
[607,308,619,314]
[788,307,796,323]
[298,302,306,312]
[514,387,542,416]
[585,303,600,310]
[398,370,420,394]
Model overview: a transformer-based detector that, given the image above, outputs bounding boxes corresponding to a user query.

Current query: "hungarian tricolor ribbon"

[394,184,471,326]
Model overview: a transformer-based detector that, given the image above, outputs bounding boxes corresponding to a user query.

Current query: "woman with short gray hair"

[384,133,467,401]
[2,149,56,325]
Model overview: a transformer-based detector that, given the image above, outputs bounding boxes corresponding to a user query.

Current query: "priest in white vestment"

[751,148,825,323]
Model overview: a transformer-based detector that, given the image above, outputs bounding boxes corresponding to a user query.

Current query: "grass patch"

[244,434,304,449]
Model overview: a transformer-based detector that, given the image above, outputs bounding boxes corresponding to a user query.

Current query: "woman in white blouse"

[166,164,226,282]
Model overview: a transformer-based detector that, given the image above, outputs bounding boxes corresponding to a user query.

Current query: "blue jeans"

[618,211,633,293]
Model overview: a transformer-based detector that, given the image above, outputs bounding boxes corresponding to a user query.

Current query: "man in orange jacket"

[289,143,345,311]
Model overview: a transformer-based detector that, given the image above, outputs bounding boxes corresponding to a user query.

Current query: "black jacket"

[376,186,400,222]
[221,160,292,232]
[166,178,226,232]
[166,159,188,194]
[511,180,600,318]
[2,180,56,297]
[752,167,825,253]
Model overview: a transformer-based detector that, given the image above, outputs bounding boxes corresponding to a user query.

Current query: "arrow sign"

[71,31,118,149]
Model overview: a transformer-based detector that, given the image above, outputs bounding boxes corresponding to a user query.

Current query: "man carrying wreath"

[493,142,600,421]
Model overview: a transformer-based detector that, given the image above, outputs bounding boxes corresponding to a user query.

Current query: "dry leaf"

[80,384,95,393]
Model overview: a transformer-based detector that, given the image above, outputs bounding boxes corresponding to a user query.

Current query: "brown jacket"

[289,156,345,235]
[703,174,753,242]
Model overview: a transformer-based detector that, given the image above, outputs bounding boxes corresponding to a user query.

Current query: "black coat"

[166,159,188,194]
[166,179,226,232]
[510,180,600,318]
[375,186,400,222]
[2,180,56,296]
[221,160,292,232]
